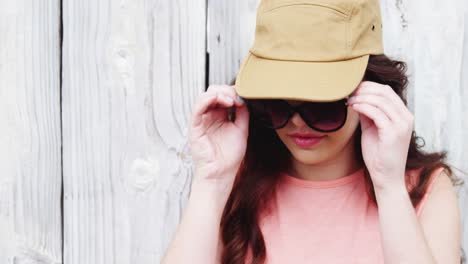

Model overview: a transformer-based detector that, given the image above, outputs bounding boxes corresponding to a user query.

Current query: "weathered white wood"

[382,0,468,256]
[61,0,205,263]
[460,6,468,259]
[207,0,261,85]
[4,0,460,263]
[208,0,468,259]
[0,0,62,263]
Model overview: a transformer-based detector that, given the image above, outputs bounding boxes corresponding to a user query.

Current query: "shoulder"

[418,167,461,262]
[417,167,458,216]
[405,166,457,216]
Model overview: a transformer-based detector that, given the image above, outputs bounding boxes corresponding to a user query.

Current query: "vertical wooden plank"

[381,0,468,256]
[406,0,468,256]
[380,0,417,112]
[207,0,261,85]
[61,0,206,263]
[458,2,468,257]
[0,0,62,263]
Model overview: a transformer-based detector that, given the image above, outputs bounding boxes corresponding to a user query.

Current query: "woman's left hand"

[347,81,414,191]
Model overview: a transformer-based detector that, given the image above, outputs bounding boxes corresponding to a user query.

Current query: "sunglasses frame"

[245,98,349,132]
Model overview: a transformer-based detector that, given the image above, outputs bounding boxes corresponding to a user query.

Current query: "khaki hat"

[235,0,384,102]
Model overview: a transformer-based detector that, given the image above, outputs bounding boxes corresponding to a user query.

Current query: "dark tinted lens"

[300,100,347,131]
[248,100,291,128]
[247,99,347,131]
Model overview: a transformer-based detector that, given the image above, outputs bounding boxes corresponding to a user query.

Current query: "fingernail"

[223,95,234,103]
[237,95,245,104]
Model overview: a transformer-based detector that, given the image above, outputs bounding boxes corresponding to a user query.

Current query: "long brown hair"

[220,54,464,264]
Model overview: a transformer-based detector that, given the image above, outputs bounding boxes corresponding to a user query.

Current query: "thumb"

[359,113,373,131]
[234,104,250,134]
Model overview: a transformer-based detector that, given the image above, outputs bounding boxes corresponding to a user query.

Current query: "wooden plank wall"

[0,0,467,263]
[0,0,62,263]
[61,0,205,263]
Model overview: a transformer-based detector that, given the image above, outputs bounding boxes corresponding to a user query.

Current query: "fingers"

[207,84,244,107]
[234,100,250,134]
[191,85,245,127]
[191,91,234,127]
[348,94,400,122]
[354,81,408,117]
[351,103,392,131]
[208,85,249,133]
[350,81,414,126]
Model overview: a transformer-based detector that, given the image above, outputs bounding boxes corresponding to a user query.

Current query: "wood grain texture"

[208,0,468,260]
[207,0,260,85]
[0,0,62,263]
[460,6,468,258]
[3,0,465,263]
[61,0,205,263]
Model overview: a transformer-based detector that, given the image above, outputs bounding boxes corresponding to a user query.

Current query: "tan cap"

[235,0,384,102]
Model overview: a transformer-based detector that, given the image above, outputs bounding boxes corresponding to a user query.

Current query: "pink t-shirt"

[245,166,445,264]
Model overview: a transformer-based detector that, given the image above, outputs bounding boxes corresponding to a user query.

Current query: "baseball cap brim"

[235,52,369,102]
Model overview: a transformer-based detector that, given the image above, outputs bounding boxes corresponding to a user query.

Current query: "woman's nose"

[290,112,307,127]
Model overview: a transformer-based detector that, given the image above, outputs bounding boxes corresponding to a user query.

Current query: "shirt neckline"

[279,167,365,188]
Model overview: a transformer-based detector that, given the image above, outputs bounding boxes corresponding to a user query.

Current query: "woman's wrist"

[192,167,236,189]
[188,182,232,219]
[191,178,234,196]
[190,171,236,207]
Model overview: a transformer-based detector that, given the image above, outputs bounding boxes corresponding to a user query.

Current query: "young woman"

[162,54,462,264]
[162,0,463,263]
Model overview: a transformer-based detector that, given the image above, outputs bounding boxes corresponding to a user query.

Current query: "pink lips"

[289,135,326,148]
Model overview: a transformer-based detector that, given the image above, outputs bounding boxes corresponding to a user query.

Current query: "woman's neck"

[288,139,364,181]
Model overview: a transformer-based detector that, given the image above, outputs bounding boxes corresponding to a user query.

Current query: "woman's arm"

[418,171,461,263]
[161,171,234,264]
[375,170,461,264]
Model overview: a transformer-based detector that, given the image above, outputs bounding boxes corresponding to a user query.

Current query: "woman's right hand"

[188,84,250,185]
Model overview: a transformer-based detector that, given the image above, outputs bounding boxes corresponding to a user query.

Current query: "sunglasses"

[244,98,349,132]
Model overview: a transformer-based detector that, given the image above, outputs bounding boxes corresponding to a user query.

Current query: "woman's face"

[275,99,361,165]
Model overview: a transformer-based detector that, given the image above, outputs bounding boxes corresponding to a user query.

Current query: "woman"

[162,0,463,263]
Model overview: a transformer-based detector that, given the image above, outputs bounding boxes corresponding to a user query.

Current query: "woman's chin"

[288,147,330,165]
